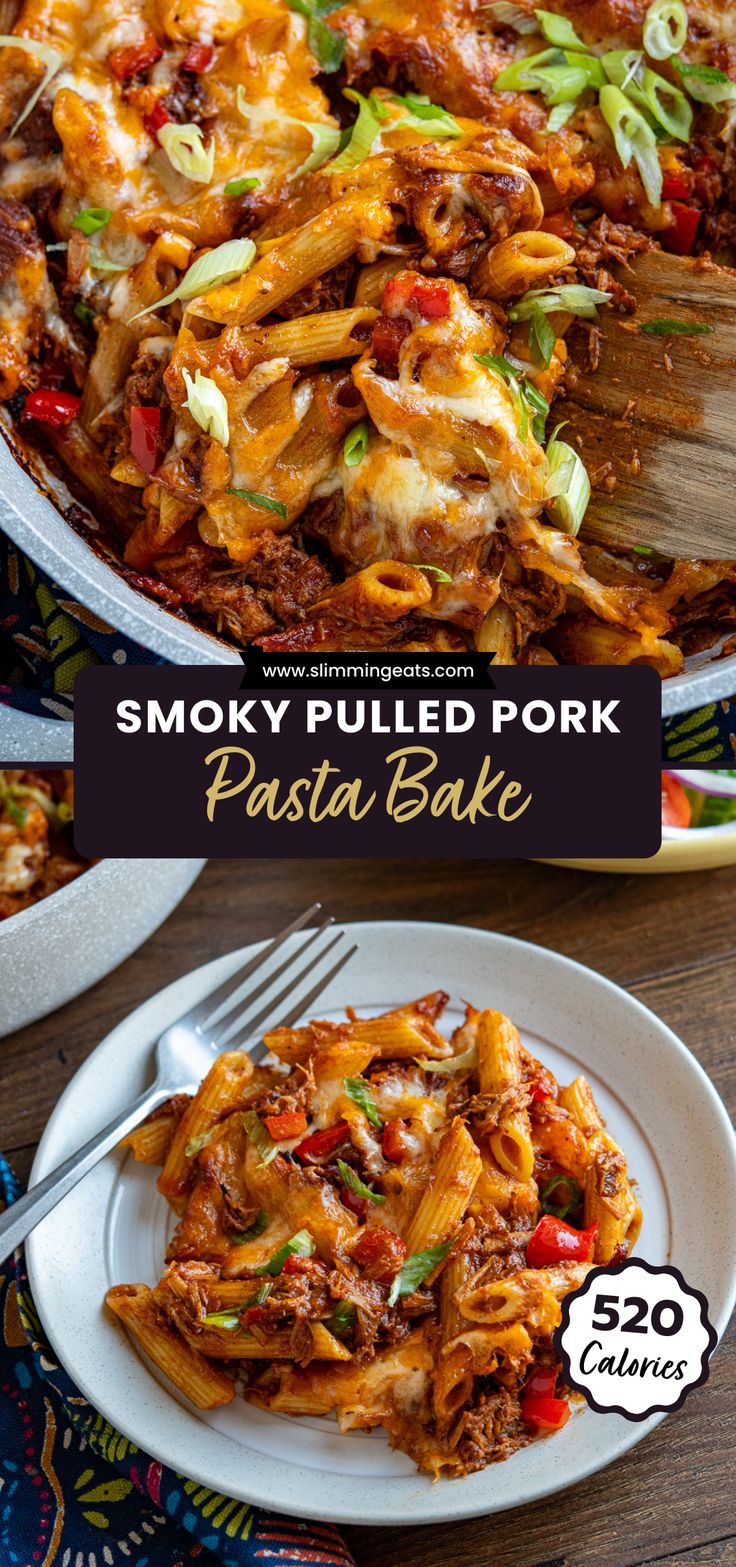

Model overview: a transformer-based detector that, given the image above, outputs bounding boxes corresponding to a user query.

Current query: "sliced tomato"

[341,1186,368,1221]
[661,772,691,828]
[22,390,81,427]
[521,1393,570,1431]
[661,173,690,201]
[523,1365,559,1400]
[383,272,450,322]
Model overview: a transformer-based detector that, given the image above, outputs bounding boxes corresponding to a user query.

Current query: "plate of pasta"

[26,921,736,1524]
[1,0,735,679]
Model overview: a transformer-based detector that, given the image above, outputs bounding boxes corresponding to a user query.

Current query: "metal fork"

[0,904,357,1264]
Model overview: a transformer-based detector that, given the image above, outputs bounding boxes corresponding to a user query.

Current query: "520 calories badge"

[556,1259,716,1421]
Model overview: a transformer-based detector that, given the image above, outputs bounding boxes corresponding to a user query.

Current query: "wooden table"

[2,857,734,1567]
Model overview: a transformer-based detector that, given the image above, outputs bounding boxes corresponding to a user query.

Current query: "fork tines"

[187,904,356,1057]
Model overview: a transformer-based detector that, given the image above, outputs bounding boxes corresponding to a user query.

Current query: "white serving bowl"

[0,857,205,1037]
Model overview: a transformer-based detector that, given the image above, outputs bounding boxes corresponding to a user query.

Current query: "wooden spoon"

[558,250,736,559]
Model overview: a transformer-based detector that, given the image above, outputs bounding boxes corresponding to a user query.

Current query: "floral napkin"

[0,1155,355,1567]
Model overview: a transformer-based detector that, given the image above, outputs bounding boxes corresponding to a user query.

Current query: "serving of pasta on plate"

[107,991,641,1477]
[1,0,734,665]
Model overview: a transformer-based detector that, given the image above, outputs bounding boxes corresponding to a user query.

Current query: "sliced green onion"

[182,368,229,445]
[223,175,260,197]
[231,1209,269,1243]
[642,0,687,60]
[493,45,560,91]
[523,61,592,104]
[541,1173,582,1218]
[387,1241,452,1306]
[88,248,128,273]
[672,58,736,106]
[545,426,590,535]
[522,378,550,443]
[159,121,215,183]
[603,48,691,141]
[74,300,95,325]
[640,317,713,335]
[484,1,539,32]
[546,100,577,131]
[236,86,341,175]
[343,419,370,467]
[185,1127,218,1157]
[529,300,556,367]
[226,487,288,518]
[409,563,453,583]
[254,1229,315,1277]
[129,237,256,321]
[534,9,586,48]
[417,1043,478,1074]
[323,1299,357,1336]
[203,1281,272,1329]
[510,284,612,321]
[243,1109,279,1166]
[337,1159,386,1204]
[599,84,662,206]
[1,794,27,828]
[72,206,111,236]
[0,36,64,138]
[390,89,463,138]
[330,89,388,172]
[563,50,606,88]
[344,1076,383,1130]
[284,0,346,73]
[474,351,521,377]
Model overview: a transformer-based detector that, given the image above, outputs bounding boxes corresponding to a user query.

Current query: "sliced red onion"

[665,769,736,798]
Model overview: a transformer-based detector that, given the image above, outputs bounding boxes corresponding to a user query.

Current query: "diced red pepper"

[351,1224,407,1282]
[143,101,172,140]
[293,1119,350,1163]
[382,1118,409,1162]
[22,389,81,428]
[526,1214,598,1268]
[108,32,163,79]
[383,271,450,322]
[528,1065,557,1103]
[662,202,701,256]
[341,1187,368,1222]
[661,173,690,201]
[130,406,163,476]
[243,1304,270,1326]
[522,1393,570,1430]
[181,42,214,72]
[263,1111,308,1141]
[520,1364,570,1430]
[539,208,576,238]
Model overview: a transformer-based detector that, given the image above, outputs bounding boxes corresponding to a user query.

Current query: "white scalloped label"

[556,1259,716,1420]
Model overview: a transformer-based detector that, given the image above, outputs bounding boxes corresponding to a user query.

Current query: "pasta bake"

[0,768,89,916]
[1,0,734,666]
[107,992,642,1475]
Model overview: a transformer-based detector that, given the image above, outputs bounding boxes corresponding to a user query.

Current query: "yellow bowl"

[544,823,736,874]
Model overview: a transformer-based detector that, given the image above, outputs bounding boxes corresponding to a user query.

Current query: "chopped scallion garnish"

[545,425,591,536]
[540,1173,582,1219]
[337,1159,386,1204]
[243,1109,279,1165]
[344,1076,383,1130]
[343,419,370,467]
[254,1229,315,1277]
[640,317,713,335]
[387,1241,453,1306]
[226,488,288,518]
[223,176,260,197]
[642,0,688,60]
[529,300,556,368]
[72,206,111,236]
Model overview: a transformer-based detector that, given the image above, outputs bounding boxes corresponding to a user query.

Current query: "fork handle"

[0,1082,171,1265]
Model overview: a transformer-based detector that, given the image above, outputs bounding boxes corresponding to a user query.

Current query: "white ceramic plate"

[26,922,736,1527]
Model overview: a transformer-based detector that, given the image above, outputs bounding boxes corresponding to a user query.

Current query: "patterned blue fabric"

[662,698,736,766]
[0,538,166,721]
[0,1156,354,1567]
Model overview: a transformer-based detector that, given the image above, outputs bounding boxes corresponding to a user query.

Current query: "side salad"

[662,770,736,829]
